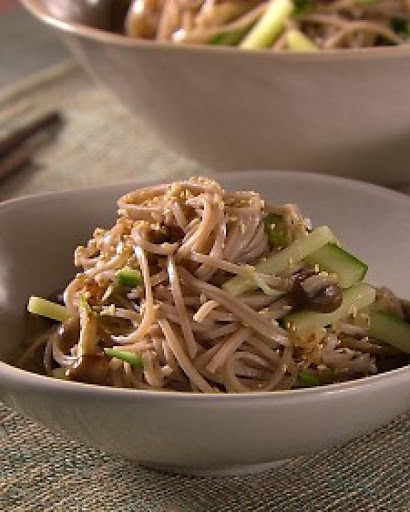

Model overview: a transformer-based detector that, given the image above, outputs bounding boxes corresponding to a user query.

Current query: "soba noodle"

[21,177,410,392]
[123,0,410,50]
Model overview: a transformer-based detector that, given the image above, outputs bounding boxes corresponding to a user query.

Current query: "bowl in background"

[1,170,409,476]
[21,0,410,186]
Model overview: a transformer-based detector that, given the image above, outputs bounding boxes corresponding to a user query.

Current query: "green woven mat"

[1,403,409,512]
[0,60,206,202]
[1,61,409,511]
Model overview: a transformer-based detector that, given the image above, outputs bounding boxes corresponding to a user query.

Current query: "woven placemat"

[0,61,409,511]
[0,60,206,202]
[1,404,409,512]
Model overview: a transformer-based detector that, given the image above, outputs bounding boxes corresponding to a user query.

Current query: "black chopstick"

[0,110,63,158]
[0,110,63,182]
[0,145,33,181]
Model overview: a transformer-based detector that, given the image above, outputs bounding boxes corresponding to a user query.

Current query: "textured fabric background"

[0,61,409,511]
[1,404,409,512]
[0,61,206,202]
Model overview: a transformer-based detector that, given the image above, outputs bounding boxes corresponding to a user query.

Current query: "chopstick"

[0,110,63,181]
[0,110,62,157]
[0,145,32,181]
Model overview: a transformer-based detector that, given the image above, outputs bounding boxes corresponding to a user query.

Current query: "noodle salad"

[123,0,410,51]
[22,177,410,392]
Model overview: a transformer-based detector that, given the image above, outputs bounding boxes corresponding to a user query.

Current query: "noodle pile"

[123,0,410,50]
[20,177,409,392]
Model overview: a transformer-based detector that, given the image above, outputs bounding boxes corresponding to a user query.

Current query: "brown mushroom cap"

[291,275,343,314]
[66,355,110,385]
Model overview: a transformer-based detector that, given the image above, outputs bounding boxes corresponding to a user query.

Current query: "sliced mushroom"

[58,317,80,353]
[66,355,110,385]
[291,274,343,313]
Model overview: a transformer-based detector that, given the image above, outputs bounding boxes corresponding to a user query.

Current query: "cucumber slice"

[284,282,376,333]
[28,296,71,323]
[239,0,294,50]
[223,226,337,296]
[286,29,318,52]
[305,243,368,289]
[369,311,410,354]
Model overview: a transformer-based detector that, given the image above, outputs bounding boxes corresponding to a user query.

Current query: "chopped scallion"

[210,33,227,45]
[104,348,144,368]
[115,267,142,289]
[390,17,410,37]
[299,371,320,387]
[79,293,92,314]
[264,213,285,248]
[292,0,311,15]
[210,31,245,46]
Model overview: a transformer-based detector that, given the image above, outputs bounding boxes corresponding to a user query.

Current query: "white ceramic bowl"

[22,0,410,186]
[1,171,409,476]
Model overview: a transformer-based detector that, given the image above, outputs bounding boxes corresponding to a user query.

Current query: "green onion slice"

[293,0,311,14]
[264,213,285,248]
[298,371,320,387]
[115,267,142,289]
[104,348,144,368]
[79,293,93,314]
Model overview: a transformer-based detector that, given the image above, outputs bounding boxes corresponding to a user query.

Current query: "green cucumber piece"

[286,29,318,52]
[223,226,337,296]
[305,243,368,289]
[239,0,294,50]
[369,311,410,354]
[284,282,376,333]
[27,296,71,323]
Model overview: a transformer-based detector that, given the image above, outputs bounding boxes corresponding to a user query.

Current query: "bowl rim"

[1,169,409,403]
[1,168,409,208]
[21,0,410,62]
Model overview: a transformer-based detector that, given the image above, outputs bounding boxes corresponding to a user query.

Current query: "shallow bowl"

[21,0,410,186]
[1,171,409,475]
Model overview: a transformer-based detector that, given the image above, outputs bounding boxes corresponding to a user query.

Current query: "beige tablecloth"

[1,61,409,512]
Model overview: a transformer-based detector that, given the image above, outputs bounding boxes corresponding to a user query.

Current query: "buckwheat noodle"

[123,0,410,50]
[20,177,410,392]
